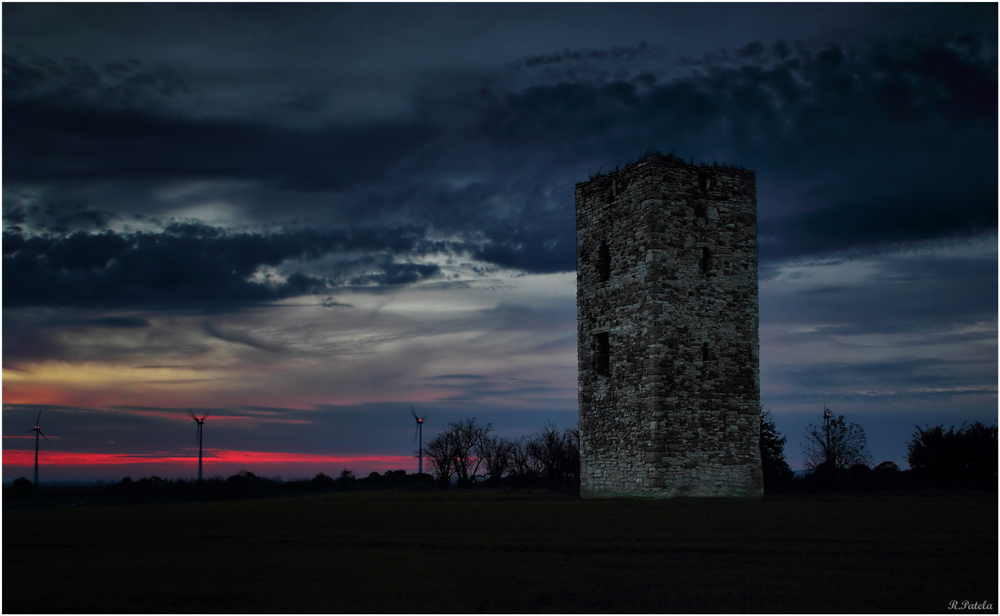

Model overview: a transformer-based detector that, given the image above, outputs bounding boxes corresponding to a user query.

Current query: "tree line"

[4,468,435,501]
[4,418,581,501]
[421,418,580,489]
[761,409,997,492]
[7,411,994,500]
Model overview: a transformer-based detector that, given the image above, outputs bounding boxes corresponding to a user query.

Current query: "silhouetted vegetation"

[759,409,795,492]
[588,148,745,180]
[801,413,873,474]
[8,415,995,505]
[4,476,41,500]
[478,431,515,486]
[753,412,999,493]
[311,472,336,489]
[907,422,997,489]
[337,468,357,489]
[526,422,580,489]
[96,468,436,501]
[422,417,580,490]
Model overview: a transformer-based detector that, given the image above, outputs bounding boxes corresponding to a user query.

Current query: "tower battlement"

[576,154,762,498]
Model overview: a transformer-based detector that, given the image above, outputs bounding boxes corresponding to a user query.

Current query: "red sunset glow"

[2,449,416,481]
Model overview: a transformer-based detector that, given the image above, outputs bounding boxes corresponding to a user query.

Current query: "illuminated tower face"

[575,154,762,498]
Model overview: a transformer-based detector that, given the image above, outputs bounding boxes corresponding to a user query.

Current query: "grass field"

[3,490,996,613]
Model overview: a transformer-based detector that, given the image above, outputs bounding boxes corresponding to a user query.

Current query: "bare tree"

[448,417,490,487]
[801,413,872,474]
[527,422,580,489]
[423,417,491,487]
[477,433,514,486]
[422,417,581,490]
[423,432,454,487]
[507,436,540,486]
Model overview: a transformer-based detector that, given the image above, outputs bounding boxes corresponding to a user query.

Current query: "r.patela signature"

[949,600,993,610]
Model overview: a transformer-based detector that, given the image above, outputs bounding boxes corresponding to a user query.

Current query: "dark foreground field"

[3,490,996,613]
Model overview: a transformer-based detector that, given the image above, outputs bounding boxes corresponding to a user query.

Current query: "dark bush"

[5,477,40,500]
[336,469,356,489]
[226,470,278,491]
[907,422,997,489]
[760,409,795,492]
[846,463,873,490]
[311,472,336,489]
[870,461,904,489]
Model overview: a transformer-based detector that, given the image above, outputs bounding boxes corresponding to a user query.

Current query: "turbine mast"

[32,410,44,486]
[34,426,40,486]
[198,420,204,481]
[823,402,832,467]
[190,410,207,481]
[411,406,426,475]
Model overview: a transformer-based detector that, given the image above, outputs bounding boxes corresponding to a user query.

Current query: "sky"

[3,3,997,482]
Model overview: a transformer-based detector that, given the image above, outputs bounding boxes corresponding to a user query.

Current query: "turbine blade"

[421,414,428,421]
[201,409,211,421]
[39,430,50,444]
[188,409,198,421]
[410,405,418,420]
[36,409,43,425]
[20,428,35,435]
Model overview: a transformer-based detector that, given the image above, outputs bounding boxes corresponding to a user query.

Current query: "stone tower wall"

[576,154,762,498]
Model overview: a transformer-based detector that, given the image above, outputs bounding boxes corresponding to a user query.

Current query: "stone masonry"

[576,153,762,498]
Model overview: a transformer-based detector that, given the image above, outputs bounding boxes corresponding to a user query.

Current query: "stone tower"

[575,153,762,498]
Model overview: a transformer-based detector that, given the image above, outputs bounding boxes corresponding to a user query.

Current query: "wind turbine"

[189,410,210,481]
[23,410,50,486]
[411,406,428,475]
[823,402,832,457]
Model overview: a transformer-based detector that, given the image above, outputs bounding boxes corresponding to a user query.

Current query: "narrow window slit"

[595,332,610,376]
[598,241,611,282]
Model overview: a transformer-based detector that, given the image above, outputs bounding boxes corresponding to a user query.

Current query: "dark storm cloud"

[473,219,576,274]
[474,34,996,258]
[3,202,118,235]
[347,259,441,287]
[3,54,437,191]
[481,35,996,151]
[519,41,652,68]
[770,188,997,258]
[2,223,460,309]
[3,25,996,309]
[2,53,188,110]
